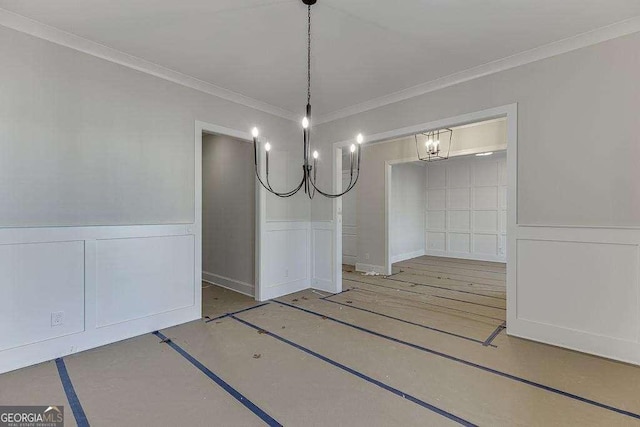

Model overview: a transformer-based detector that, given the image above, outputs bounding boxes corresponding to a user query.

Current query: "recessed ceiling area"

[1,0,639,118]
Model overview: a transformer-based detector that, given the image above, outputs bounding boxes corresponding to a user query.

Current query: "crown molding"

[0,8,298,122]
[316,16,640,124]
[3,7,640,126]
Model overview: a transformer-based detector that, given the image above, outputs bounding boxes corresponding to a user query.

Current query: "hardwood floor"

[2,256,640,426]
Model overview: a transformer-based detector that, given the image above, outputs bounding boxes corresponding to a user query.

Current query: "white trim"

[202,271,254,297]
[264,278,308,295]
[195,120,262,301]
[355,263,387,275]
[391,249,427,264]
[333,145,344,292]
[316,16,640,124]
[384,163,393,275]
[0,8,297,122]
[332,105,515,148]
[424,250,504,264]
[3,7,639,126]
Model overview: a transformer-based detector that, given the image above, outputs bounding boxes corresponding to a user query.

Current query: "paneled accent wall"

[425,152,507,262]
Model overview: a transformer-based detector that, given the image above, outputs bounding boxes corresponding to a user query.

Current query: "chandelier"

[415,128,453,162]
[251,0,364,199]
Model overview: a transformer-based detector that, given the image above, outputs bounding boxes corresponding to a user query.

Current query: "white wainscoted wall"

[262,221,311,298]
[0,225,198,374]
[311,221,335,292]
[425,152,507,262]
[510,226,640,364]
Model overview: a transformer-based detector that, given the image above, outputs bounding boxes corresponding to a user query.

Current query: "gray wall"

[202,134,255,289]
[390,163,426,260]
[314,32,640,268]
[0,25,302,227]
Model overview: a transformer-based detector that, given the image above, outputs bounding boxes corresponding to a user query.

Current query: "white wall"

[390,163,426,263]
[313,32,640,365]
[0,25,305,374]
[202,134,255,296]
[425,153,507,262]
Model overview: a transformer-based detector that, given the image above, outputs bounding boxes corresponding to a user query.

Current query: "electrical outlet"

[51,311,64,327]
[285,268,289,278]
[365,253,370,260]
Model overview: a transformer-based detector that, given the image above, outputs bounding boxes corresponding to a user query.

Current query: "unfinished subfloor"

[2,255,640,426]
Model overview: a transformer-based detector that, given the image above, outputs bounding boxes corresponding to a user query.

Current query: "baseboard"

[390,249,426,264]
[311,277,334,293]
[424,250,506,263]
[261,277,309,301]
[342,255,357,266]
[508,318,640,366]
[0,305,200,374]
[355,263,387,275]
[202,271,254,297]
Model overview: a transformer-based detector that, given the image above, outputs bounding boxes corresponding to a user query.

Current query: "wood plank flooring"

[2,255,640,426]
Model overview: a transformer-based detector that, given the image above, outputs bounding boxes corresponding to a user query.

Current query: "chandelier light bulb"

[302,117,310,129]
[313,150,319,159]
[350,144,356,153]
[252,127,259,138]
[264,142,271,152]
[356,133,364,144]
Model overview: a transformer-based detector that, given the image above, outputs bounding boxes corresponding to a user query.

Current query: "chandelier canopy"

[251,0,364,199]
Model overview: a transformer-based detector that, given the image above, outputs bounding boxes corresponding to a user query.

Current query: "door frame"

[195,121,264,302]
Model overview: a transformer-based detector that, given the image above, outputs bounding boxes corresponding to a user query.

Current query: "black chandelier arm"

[254,165,305,198]
[308,165,317,199]
[307,162,360,199]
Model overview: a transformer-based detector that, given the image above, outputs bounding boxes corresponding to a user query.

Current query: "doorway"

[196,121,264,321]
[332,104,516,336]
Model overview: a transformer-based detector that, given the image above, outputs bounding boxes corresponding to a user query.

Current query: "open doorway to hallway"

[201,132,258,321]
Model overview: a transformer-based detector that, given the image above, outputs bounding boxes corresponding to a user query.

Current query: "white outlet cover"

[51,311,64,327]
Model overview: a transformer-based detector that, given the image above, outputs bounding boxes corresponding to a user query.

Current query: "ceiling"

[2,0,639,119]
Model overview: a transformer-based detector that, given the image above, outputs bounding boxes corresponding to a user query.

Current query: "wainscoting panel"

[312,221,334,291]
[262,221,310,300]
[95,235,195,328]
[509,226,640,365]
[0,241,85,352]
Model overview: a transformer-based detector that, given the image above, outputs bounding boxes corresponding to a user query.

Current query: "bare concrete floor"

[2,255,640,426]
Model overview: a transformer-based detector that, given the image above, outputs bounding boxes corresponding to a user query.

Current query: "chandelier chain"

[307,5,311,105]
